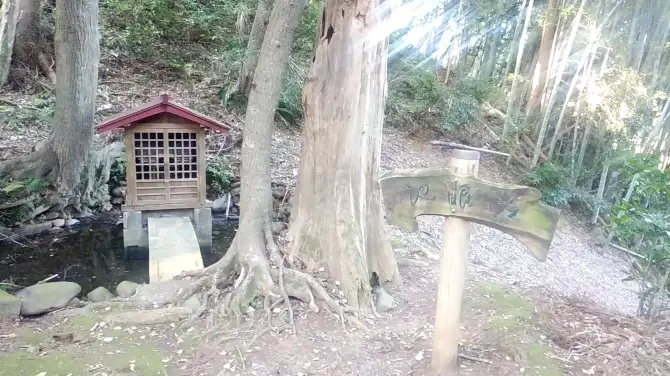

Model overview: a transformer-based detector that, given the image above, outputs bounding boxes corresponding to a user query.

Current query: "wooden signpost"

[379,149,561,375]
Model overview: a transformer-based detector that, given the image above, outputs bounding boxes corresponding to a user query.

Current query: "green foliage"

[100,0,251,60]
[109,156,126,189]
[608,154,670,266]
[0,178,48,196]
[523,163,597,212]
[1,97,54,130]
[386,56,485,131]
[524,163,572,207]
[206,155,234,196]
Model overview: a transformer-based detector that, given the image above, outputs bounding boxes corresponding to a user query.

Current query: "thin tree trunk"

[504,0,527,76]
[650,266,670,319]
[547,44,594,160]
[526,0,558,121]
[0,0,20,86]
[532,0,587,167]
[289,0,401,312]
[645,95,670,152]
[650,5,670,89]
[591,158,610,225]
[627,0,645,67]
[235,0,275,97]
[573,119,591,186]
[503,0,534,141]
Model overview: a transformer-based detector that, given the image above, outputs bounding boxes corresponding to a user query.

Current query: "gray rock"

[116,281,139,298]
[16,282,81,316]
[44,212,61,221]
[373,287,395,312]
[51,218,65,227]
[130,279,191,308]
[15,222,53,237]
[112,186,127,198]
[65,218,79,227]
[212,196,228,212]
[183,295,201,312]
[87,287,114,303]
[0,290,21,321]
[0,226,12,237]
[111,197,124,205]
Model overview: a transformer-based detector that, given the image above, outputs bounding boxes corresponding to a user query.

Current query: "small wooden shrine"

[96,94,231,211]
[96,94,231,260]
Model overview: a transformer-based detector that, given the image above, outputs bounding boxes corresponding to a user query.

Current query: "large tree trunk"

[0,0,99,191]
[526,0,558,122]
[0,0,20,85]
[288,0,401,313]
[235,0,275,97]
[13,0,55,83]
[50,0,100,194]
[174,0,373,327]
[14,0,40,66]
[227,0,306,314]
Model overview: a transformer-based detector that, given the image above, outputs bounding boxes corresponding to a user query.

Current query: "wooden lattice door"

[133,131,168,204]
[131,129,200,206]
[166,131,199,203]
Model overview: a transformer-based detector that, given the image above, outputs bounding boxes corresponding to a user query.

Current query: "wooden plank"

[430,141,510,157]
[122,202,213,212]
[124,132,137,206]
[131,122,201,131]
[148,217,204,283]
[379,168,561,261]
[198,129,207,205]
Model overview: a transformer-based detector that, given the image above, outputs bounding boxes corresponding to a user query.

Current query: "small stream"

[0,215,238,295]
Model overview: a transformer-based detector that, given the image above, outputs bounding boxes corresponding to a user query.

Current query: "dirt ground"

[1,258,668,376]
[1,61,669,375]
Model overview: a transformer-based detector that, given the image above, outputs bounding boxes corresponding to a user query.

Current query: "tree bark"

[532,0,586,167]
[14,0,40,66]
[0,0,20,86]
[526,0,558,121]
[0,0,99,192]
[547,43,593,161]
[214,0,307,317]
[49,0,100,194]
[288,0,401,312]
[503,0,534,141]
[235,0,275,97]
[627,0,645,67]
[590,158,609,225]
[13,0,55,83]
[504,0,527,76]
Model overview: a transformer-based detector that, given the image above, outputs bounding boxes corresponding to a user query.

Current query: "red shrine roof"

[95,93,231,134]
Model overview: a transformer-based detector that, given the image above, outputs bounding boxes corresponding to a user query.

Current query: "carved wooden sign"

[379,168,561,261]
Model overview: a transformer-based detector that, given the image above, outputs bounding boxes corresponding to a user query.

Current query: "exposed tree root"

[173,219,369,338]
[37,51,56,85]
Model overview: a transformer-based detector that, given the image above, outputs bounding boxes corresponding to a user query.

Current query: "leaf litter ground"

[1,61,668,375]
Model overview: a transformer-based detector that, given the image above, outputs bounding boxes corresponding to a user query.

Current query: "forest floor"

[1,61,669,375]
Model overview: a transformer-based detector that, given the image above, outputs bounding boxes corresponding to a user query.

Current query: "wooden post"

[432,150,480,374]
[378,153,561,374]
